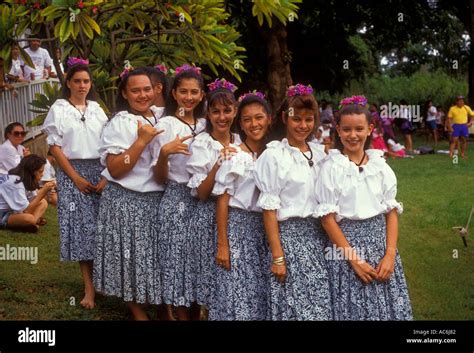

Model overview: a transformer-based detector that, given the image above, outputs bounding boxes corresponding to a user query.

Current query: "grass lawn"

[0,135,473,320]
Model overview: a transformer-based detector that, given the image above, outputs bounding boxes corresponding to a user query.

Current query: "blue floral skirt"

[270,217,332,320]
[209,207,270,321]
[157,181,198,307]
[189,197,217,307]
[56,159,102,262]
[327,214,413,320]
[93,182,163,305]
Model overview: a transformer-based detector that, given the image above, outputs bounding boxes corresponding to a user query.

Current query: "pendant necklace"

[345,151,366,172]
[300,141,314,167]
[141,111,158,126]
[176,116,198,137]
[67,99,87,122]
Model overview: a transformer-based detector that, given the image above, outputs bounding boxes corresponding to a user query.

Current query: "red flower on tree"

[78,0,84,9]
[92,6,98,14]
[33,1,41,9]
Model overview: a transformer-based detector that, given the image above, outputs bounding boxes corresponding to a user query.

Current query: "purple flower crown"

[174,64,201,76]
[287,84,313,97]
[120,65,133,80]
[238,90,266,102]
[66,57,89,68]
[207,78,238,93]
[338,95,368,109]
[155,63,168,75]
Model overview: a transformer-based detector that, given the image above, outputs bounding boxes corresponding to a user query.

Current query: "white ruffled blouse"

[213,147,261,212]
[42,99,109,159]
[314,149,403,221]
[254,138,326,221]
[99,111,163,192]
[150,115,207,184]
[186,132,241,197]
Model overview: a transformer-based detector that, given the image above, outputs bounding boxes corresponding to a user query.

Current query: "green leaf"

[82,14,101,35]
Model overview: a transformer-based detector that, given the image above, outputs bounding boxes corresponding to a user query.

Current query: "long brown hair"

[9,154,46,191]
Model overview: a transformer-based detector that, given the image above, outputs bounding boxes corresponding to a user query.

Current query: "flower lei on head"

[287,84,313,97]
[66,57,89,68]
[238,90,266,102]
[338,95,368,109]
[120,60,134,79]
[174,64,201,76]
[155,63,168,75]
[207,78,238,93]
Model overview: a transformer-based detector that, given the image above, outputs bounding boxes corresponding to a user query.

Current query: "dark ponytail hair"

[334,103,373,152]
[62,64,97,101]
[235,94,272,142]
[114,68,152,114]
[9,154,46,191]
[144,66,169,102]
[164,70,206,119]
[270,94,319,141]
[205,88,237,133]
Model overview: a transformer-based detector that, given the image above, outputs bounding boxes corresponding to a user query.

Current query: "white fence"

[0,78,60,142]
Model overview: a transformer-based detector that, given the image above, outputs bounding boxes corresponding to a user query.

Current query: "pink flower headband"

[339,95,368,109]
[120,61,134,79]
[287,84,313,97]
[238,90,266,102]
[67,57,89,67]
[207,78,237,93]
[155,63,168,75]
[174,64,201,76]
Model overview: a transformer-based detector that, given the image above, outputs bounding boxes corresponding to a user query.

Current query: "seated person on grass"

[0,155,55,233]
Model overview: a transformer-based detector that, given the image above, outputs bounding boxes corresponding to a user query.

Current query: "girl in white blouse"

[94,68,163,320]
[151,64,206,320]
[0,155,55,233]
[42,61,108,310]
[210,92,272,320]
[186,78,240,315]
[254,84,332,320]
[315,96,412,320]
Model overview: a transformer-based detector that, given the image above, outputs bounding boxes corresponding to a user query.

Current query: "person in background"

[424,100,438,146]
[39,151,58,207]
[145,65,169,119]
[23,37,53,81]
[447,96,473,159]
[0,57,16,93]
[398,99,414,153]
[0,155,55,233]
[7,42,28,83]
[0,122,30,175]
[49,48,64,79]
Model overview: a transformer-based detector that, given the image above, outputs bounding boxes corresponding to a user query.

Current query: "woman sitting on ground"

[0,155,55,233]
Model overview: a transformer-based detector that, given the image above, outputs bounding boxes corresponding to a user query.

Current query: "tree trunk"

[261,21,293,113]
[469,0,474,105]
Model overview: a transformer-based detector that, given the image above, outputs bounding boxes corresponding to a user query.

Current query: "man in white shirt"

[23,38,53,80]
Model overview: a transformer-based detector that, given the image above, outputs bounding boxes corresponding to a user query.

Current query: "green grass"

[389,136,474,320]
[0,135,473,320]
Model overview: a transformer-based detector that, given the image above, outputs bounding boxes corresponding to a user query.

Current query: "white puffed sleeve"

[42,101,64,146]
[254,146,287,210]
[381,164,403,215]
[186,137,213,191]
[150,117,176,166]
[213,153,247,196]
[313,159,342,218]
[99,113,137,167]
